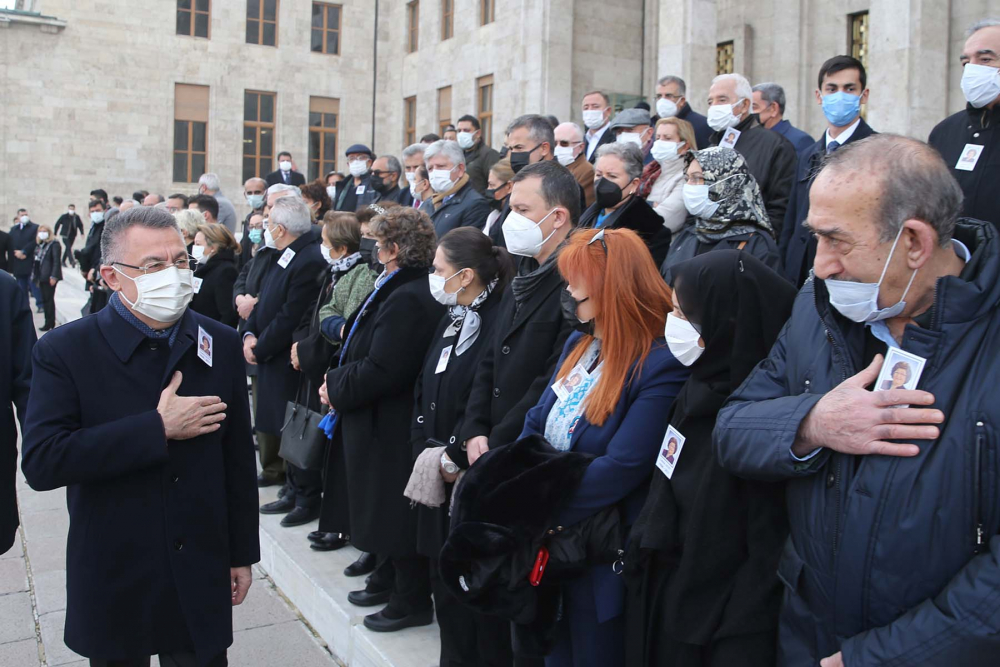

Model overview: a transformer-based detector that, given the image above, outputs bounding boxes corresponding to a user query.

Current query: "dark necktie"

[283,171,289,184]
[826,140,841,155]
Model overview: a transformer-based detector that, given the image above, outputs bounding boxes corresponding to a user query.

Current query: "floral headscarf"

[684,146,772,243]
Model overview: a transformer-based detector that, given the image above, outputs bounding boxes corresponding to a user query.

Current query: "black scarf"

[510,245,563,308]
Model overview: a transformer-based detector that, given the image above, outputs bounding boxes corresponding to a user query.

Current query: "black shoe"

[259,496,295,515]
[39,324,53,332]
[277,483,291,499]
[307,530,325,543]
[363,607,434,633]
[309,533,348,551]
[348,587,391,607]
[280,505,320,527]
[344,552,377,577]
[257,473,282,488]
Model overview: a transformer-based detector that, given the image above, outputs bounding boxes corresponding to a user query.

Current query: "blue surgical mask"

[822,92,862,127]
[825,225,918,323]
[246,193,265,210]
[248,228,263,245]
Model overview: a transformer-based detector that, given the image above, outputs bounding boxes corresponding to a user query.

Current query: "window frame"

[715,41,735,76]
[311,2,342,56]
[246,0,279,47]
[480,0,494,25]
[173,84,209,184]
[476,75,494,148]
[404,96,417,146]
[243,90,277,182]
[308,96,340,181]
[176,0,211,39]
[441,0,453,40]
[437,86,452,135]
[406,1,419,53]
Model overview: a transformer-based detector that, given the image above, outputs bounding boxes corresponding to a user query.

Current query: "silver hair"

[402,143,426,160]
[173,209,206,238]
[595,142,644,181]
[967,18,1000,37]
[820,134,963,247]
[266,183,302,199]
[505,114,556,150]
[712,73,753,103]
[752,82,786,115]
[198,172,221,193]
[101,206,184,266]
[383,154,402,175]
[555,121,584,143]
[244,177,267,190]
[657,75,687,95]
[424,140,466,167]
[269,196,313,237]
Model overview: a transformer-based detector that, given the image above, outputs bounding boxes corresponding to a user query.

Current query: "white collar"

[952,238,971,263]
[825,118,861,147]
[587,122,610,141]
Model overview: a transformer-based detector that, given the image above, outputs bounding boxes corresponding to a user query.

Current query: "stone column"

[656,0,717,115]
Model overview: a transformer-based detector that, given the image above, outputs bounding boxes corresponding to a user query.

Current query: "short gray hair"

[244,177,267,190]
[101,206,184,265]
[269,196,313,237]
[198,173,221,193]
[712,73,753,102]
[595,142,644,181]
[657,75,686,95]
[555,121,584,143]
[424,140,466,167]
[967,18,1000,37]
[266,183,302,199]
[402,143,426,160]
[505,114,556,150]
[173,209,206,238]
[383,154,402,175]
[752,82,786,115]
[820,134,964,246]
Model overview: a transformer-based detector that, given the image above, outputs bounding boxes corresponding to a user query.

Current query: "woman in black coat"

[407,227,514,665]
[624,250,796,667]
[319,207,445,633]
[32,225,62,332]
[190,223,241,327]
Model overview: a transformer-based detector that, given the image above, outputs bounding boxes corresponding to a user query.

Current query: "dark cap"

[345,144,374,158]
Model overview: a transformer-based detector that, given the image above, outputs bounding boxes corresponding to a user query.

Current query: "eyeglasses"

[684,173,709,186]
[114,256,194,275]
[588,228,608,255]
[555,140,583,148]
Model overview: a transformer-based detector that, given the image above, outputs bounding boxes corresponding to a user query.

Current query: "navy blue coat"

[520,333,689,622]
[21,303,259,663]
[772,119,815,160]
[9,221,38,278]
[0,272,35,555]
[677,103,712,151]
[779,118,876,286]
[244,233,326,434]
[715,218,1000,665]
[427,180,492,238]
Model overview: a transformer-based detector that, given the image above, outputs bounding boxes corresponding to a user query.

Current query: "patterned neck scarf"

[444,277,498,356]
[684,146,773,244]
[330,251,362,275]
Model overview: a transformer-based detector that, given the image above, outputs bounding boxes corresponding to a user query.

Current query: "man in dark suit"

[460,161,577,465]
[54,204,85,267]
[780,55,876,287]
[423,140,493,237]
[20,206,259,664]
[752,82,816,159]
[242,197,327,526]
[582,90,617,164]
[655,75,713,149]
[0,228,11,273]
[9,209,38,304]
[0,272,35,555]
[264,151,307,187]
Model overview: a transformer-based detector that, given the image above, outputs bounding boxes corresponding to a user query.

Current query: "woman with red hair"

[518,227,691,667]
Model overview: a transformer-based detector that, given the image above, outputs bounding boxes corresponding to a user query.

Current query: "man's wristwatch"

[440,452,460,475]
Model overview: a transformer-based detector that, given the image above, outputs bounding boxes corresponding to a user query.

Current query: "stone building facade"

[0,0,989,229]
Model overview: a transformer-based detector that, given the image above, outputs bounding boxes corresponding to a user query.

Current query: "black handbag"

[278,380,328,470]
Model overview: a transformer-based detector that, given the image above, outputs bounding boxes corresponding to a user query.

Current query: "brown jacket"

[567,153,596,209]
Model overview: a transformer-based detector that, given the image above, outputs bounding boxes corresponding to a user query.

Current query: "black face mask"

[484,188,505,210]
[560,288,596,336]
[509,144,541,175]
[594,177,625,210]
[359,237,382,272]
[370,174,393,195]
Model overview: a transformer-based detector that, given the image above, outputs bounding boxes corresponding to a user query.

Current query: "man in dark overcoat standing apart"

[21,206,260,667]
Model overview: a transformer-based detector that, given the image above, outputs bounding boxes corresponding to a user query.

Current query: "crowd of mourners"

[2,19,1000,667]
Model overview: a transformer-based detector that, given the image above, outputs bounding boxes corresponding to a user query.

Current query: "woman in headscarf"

[624,250,796,667]
[659,146,782,284]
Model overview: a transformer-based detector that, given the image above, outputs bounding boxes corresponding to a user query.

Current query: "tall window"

[477,75,494,147]
[406,1,419,53]
[247,0,278,46]
[308,97,339,181]
[480,0,494,25]
[437,86,452,134]
[311,2,341,55]
[243,91,276,182]
[173,84,209,183]
[405,96,417,146]
[441,0,453,40]
[849,11,869,69]
[715,41,734,76]
[176,0,210,38]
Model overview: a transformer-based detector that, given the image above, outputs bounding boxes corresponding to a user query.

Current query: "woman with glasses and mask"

[659,146,781,285]
[519,228,690,667]
[189,223,241,327]
[406,226,514,666]
[579,143,672,266]
[482,158,514,240]
[638,118,698,233]
[625,250,795,667]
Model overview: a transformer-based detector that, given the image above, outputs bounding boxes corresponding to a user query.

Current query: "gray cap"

[608,108,652,131]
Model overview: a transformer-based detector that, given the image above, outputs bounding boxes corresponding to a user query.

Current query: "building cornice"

[0,10,67,33]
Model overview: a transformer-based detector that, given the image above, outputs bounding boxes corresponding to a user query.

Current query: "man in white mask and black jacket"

[20,206,260,666]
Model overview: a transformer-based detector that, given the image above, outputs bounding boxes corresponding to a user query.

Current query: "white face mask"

[656,98,679,118]
[665,314,704,366]
[554,145,577,166]
[68,209,75,216]
[582,109,606,130]
[114,266,194,323]
[91,211,105,224]
[349,159,369,177]
[457,131,476,149]
[826,224,918,323]
[191,245,206,261]
[405,172,417,186]
[961,63,1000,109]
[651,140,681,163]
[502,208,557,257]
[325,185,338,200]
[617,132,644,148]
[19,215,29,225]
[707,100,745,132]
[263,224,279,249]
[38,231,50,241]
[683,184,722,219]
[321,245,339,267]
[429,168,456,193]
[428,269,464,306]
[279,160,292,171]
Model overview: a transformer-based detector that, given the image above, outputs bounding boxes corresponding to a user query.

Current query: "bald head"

[244,177,267,194]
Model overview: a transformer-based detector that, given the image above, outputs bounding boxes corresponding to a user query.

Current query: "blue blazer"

[772,119,815,160]
[519,332,689,621]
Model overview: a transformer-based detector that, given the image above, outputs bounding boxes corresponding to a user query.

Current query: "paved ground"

[0,270,340,666]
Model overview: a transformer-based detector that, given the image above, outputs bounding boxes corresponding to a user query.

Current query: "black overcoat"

[191,248,240,327]
[8,221,38,278]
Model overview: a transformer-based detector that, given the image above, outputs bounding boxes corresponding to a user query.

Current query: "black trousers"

[385,554,432,616]
[62,236,76,265]
[39,280,56,328]
[90,650,227,667]
[286,461,323,509]
[431,558,514,667]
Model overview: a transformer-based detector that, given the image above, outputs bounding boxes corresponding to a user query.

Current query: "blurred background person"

[175,208,206,256]
[54,203,84,268]
[483,158,514,241]
[31,225,61,332]
[301,179,334,223]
